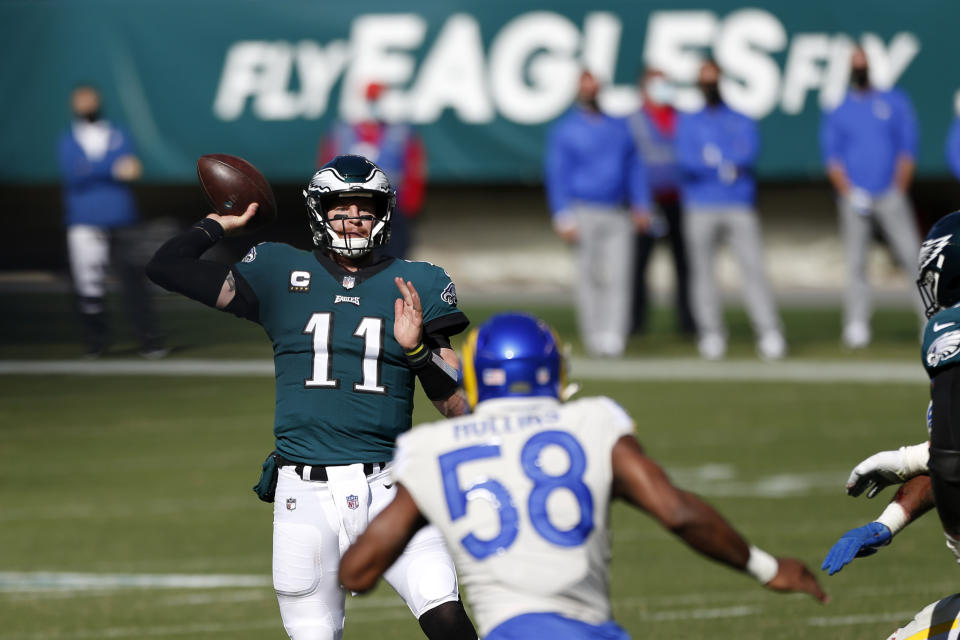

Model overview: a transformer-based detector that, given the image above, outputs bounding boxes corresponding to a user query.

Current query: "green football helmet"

[918,211,960,318]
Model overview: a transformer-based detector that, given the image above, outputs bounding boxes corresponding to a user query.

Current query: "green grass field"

[0,292,947,639]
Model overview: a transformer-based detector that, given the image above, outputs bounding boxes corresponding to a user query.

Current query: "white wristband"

[898,442,930,478]
[746,545,779,584]
[875,502,909,536]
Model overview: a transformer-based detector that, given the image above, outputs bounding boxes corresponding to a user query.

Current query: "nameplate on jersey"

[289,270,311,292]
[335,295,360,306]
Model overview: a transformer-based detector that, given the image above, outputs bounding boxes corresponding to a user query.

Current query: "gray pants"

[571,205,635,357]
[839,189,924,327]
[683,206,782,338]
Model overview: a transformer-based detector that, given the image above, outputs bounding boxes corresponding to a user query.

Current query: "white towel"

[325,463,372,555]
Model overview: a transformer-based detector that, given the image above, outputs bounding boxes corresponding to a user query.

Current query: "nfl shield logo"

[342,276,356,290]
[286,498,297,511]
[346,494,359,510]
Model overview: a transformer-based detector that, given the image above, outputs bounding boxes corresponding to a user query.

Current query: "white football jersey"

[392,395,634,636]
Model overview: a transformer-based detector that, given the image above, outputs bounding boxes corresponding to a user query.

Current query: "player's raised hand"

[766,557,829,603]
[821,521,891,575]
[394,277,423,352]
[207,202,259,236]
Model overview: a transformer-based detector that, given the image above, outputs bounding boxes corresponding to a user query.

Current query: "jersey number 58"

[438,430,594,560]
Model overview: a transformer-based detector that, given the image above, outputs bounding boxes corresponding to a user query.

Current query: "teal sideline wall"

[1,1,952,183]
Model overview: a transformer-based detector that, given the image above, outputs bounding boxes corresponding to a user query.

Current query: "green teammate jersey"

[234,243,468,464]
[922,306,960,378]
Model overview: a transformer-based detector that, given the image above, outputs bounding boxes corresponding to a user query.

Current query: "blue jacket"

[57,122,139,228]
[947,117,960,182]
[544,107,650,218]
[820,88,918,195]
[676,104,759,207]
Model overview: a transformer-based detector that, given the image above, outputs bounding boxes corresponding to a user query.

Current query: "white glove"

[845,443,930,498]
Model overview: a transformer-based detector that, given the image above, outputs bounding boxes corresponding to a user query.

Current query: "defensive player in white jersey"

[340,312,827,638]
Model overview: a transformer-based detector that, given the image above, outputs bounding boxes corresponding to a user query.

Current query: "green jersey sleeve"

[419,263,468,337]
[922,307,960,377]
[232,242,283,317]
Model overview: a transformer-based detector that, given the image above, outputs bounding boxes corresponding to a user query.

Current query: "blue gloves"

[822,521,892,575]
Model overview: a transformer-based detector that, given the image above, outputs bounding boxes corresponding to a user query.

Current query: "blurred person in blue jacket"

[628,67,695,338]
[319,82,426,260]
[821,46,923,349]
[677,60,785,361]
[545,70,651,358]
[57,85,165,358]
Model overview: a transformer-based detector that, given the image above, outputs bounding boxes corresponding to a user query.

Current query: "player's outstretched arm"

[145,204,259,313]
[822,474,934,575]
[611,435,828,603]
[846,442,930,498]
[340,484,427,593]
[394,277,467,417]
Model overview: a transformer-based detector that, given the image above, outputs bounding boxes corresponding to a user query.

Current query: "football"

[197,154,277,232]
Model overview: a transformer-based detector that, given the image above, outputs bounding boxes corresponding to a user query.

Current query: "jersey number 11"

[303,312,385,393]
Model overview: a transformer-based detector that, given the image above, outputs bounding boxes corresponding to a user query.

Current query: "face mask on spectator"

[851,67,869,89]
[700,82,722,106]
[645,77,674,105]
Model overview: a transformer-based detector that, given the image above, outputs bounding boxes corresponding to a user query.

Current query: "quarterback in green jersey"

[146,155,476,640]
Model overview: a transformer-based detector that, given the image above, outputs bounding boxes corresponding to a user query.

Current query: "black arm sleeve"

[145,218,259,321]
[931,366,960,451]
[927,366,960,533]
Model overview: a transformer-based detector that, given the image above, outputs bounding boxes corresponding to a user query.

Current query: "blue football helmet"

[918,211,960,318]
[462,312,565,407]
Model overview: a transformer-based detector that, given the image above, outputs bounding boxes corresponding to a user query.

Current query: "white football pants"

[272,464,459,640]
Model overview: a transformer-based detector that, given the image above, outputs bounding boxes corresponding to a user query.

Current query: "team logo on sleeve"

[926,330,960,368]
[440,282,458,305]
[241,246,257,263]
[289,271,311,292]
[346,494,360,510]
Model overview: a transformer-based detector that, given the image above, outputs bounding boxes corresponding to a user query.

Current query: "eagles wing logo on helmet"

[927,330,960,368]
[919,234,952,271]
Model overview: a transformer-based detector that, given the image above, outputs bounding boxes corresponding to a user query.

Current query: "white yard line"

[0,570,937,639]
[0,358,927,383]
[807,611,919,626]
[0,572,270,592]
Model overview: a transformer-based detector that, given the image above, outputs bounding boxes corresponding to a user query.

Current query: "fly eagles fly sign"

[0,2,950,182]
[213,10,918,124]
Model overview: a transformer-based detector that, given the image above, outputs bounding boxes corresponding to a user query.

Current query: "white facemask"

[645,77,675,105]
